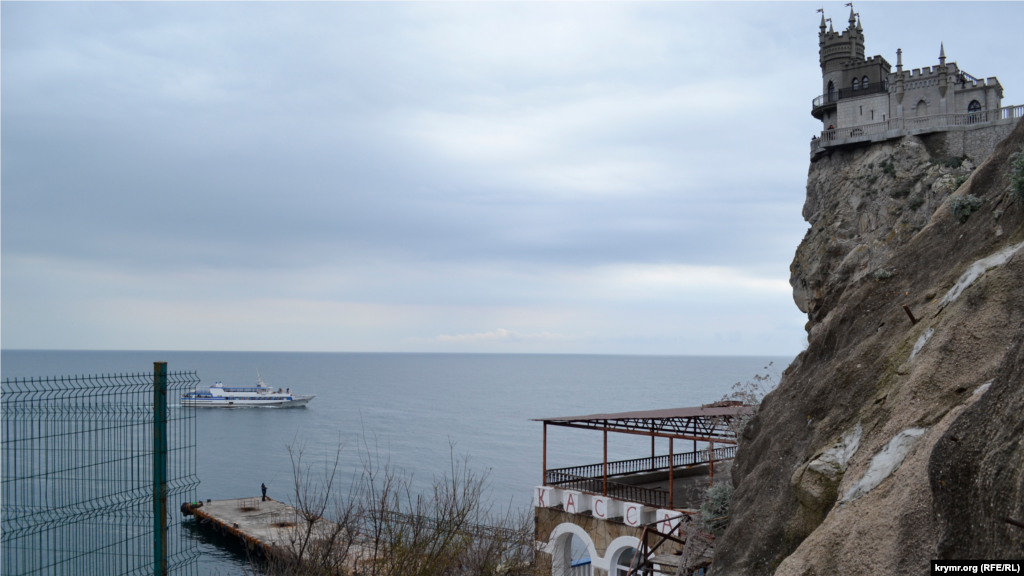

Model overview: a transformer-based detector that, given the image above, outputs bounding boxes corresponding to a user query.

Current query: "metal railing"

[812,81,889,110]
[545,446,737,485]
[2,366,200,576]
[544,446,739,509]
[812,104,1024,152]
[547,473,673,509]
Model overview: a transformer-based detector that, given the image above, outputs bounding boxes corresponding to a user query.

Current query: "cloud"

[422,328,578,344]
[5,2,1019,354]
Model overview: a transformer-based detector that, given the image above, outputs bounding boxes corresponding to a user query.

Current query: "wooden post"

[709,440,715,486]
[603,429,608,496]
[669,437,674,510]
[153,362,168,576]
[543,422,548,486]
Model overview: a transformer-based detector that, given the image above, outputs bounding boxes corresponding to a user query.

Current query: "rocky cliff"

[711,120,1024,575]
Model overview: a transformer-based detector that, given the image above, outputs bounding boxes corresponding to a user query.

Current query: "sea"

[0,350,791,575]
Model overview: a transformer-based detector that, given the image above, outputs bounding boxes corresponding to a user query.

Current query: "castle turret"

[813,9,888,128]
[938,43,949,113]
[895,48,904,118]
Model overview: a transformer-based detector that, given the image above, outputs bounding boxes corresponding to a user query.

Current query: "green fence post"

[153,362,168,576]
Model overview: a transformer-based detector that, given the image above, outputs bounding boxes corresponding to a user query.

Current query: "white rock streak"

[909,328,935,361]
[939,241,1024,307]
[841,427,927,503]
[973,380,994,396]
[811,422,863,477]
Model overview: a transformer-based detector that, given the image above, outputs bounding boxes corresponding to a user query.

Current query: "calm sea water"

[0,351,790,575]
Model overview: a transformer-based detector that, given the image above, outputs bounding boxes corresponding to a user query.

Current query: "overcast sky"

[3,2,1021,355]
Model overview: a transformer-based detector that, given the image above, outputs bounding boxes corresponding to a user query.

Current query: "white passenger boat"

[181,373,315,408]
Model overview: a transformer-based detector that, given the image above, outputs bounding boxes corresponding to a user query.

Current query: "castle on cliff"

[811,6,1021,158]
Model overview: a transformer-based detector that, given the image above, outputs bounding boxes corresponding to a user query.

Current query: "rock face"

[711,121,1024,575]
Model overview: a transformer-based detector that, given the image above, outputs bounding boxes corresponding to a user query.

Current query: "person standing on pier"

[261,483,267,501]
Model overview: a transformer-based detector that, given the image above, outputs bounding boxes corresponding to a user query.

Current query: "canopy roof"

[534,403,753,443]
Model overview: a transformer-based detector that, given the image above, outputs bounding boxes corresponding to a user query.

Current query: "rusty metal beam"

[669,437,674,510]
[542,422,547,486]
[603,430,608,496]
[544,421,738,444]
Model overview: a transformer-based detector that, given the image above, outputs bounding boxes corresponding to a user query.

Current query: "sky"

[3,2,1022,355]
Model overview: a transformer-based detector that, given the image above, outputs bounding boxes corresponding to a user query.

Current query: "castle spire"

[819,11,826,32]
[939,42,946,65]
[847,3,856,27]
[856,15,863,32]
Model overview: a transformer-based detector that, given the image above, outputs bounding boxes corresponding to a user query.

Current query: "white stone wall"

[821,108,839,130]
[953,84,1002,114]
[823,70,844,100]
[837,93,890,128]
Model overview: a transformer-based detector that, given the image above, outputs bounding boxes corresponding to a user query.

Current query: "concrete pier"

[191,498,307,554]
[190,496,363,567]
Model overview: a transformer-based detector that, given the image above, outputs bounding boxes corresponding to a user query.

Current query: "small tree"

[699,482,734,538]
[948,194,983,223]
[717,363,779,437]
[253,438,537,576]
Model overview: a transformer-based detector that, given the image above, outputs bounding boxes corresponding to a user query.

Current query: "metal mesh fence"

[2,369,200,576]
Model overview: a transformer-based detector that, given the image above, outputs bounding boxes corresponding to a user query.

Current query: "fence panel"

[2,369,200,576]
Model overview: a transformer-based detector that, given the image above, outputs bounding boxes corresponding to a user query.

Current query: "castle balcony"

[811,103,1024,157]
[812,81,889,120]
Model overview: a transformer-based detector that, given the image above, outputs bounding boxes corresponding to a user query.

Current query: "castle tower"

[818,7,864,101]
[812,7,890,129]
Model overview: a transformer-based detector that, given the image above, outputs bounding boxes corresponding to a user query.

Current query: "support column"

[153,362,168,576]
[603,430,608,496]
[651,434,655,470]
[669,438,675,510]
[709,440,715,487]
[543,422,547,486]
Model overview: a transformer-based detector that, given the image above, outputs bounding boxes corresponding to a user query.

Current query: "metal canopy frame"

[534,403,752,443]
[536,403,751,510]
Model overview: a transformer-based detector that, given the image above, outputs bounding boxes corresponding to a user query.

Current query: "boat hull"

[181,395,315,408]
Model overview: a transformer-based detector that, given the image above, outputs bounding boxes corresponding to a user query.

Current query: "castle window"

[853,78,860,91]
[916,100,928,117]
[828,81,835,102]
[862,76,870,90]
[968,100,982,124]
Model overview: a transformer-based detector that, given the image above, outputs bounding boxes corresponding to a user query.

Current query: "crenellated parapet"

[819,7,865,72]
